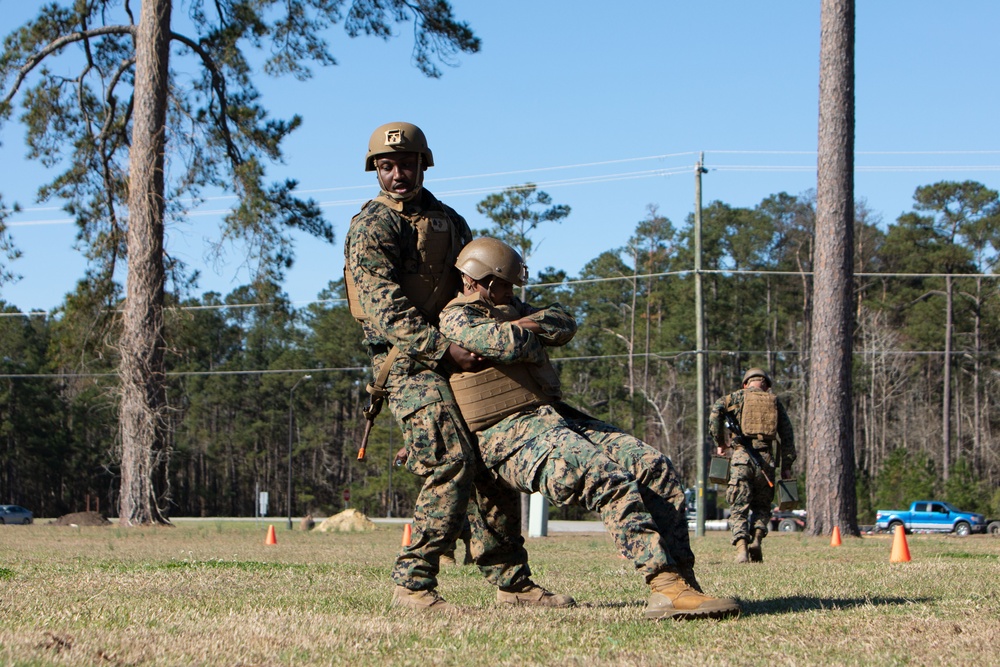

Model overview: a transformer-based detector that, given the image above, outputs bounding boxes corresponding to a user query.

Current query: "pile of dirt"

[315,508,376,533]
[52,511,112,527]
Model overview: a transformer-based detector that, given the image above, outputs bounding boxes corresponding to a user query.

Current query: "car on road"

[0,505,33,524]
[874,500,986,536]
[770,510,806,532]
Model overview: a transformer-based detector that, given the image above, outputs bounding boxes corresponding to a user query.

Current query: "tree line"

[3,180,999,523]
[0,0,482,525]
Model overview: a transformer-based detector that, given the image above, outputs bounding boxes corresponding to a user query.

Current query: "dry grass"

[1,520,998,666]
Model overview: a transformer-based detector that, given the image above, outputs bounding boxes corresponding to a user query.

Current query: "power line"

[2,349,995,380]
[4,269,1000,318]
[6,149,1000,224]
[0,366,367,379]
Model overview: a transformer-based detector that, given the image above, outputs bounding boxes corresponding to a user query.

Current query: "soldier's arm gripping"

[512,300,577,347]
[439,297,548,366]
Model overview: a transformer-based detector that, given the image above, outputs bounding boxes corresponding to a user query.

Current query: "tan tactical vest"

[449,295,562,431]
[740,389,778,439]
[345,195,460,323]
[452,364,556,432]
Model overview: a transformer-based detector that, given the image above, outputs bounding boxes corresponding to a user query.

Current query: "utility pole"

[694,153,709,537]
[287,374,312,530]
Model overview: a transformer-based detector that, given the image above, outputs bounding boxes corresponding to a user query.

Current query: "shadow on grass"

[741,595,930,616]
[579,600,646,610]
[579,595,929,616]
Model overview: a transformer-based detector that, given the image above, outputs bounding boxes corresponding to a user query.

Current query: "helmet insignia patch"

[384,129,404,146]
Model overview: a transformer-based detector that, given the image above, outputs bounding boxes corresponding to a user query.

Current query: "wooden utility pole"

[694,153,708,537]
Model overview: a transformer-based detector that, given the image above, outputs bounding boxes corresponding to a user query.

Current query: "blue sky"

[2,1,999,313]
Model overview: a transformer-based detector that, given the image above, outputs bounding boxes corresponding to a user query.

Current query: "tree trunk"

[118,0,172,526]
[808,0,858,537]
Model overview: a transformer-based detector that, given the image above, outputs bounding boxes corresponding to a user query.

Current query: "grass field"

[1,519,998,666]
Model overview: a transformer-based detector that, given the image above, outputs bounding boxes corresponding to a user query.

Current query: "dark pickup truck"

[874,500,987,536]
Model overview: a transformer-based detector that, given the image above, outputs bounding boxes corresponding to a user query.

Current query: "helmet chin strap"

[485,278,501,304]
[378,154,424,202]
[463,275,502,306]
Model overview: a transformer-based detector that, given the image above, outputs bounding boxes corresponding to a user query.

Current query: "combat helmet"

[456,238,528,286]
[365,122,434,171]
[742,367,771,388]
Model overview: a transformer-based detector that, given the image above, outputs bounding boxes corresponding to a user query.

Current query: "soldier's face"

[484,276,514,306]
[375,153,421,195]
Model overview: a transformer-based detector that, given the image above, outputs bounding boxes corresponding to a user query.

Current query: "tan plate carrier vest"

[740,390,778,440]
[345,194,461,324]
[448,296,562,432]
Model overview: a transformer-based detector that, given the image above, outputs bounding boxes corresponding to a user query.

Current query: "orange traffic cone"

[890,524,911,563]
[265,524,277,546]
[401,522,412,547]
[830,526,842,547]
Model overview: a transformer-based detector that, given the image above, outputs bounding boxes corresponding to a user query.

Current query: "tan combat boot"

[645,570,741,620]
[392,585,455,612]
[677,564,703,593]
[734,538,750,564]
[497,580,576,608]
[748,528,765,563]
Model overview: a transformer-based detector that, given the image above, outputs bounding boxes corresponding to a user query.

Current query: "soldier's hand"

[514,317,544,335]
[716,444,728,456]
[394,448,408,467]
[445,343,486,372]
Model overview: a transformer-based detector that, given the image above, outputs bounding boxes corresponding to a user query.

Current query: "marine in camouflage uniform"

[438,238,740,620]
[345,123,572,611]
[709,368,796,563]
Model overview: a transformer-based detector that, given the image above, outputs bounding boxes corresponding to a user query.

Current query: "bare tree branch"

[3,25,136,106]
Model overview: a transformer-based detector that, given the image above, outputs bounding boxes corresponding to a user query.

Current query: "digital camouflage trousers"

[726,446,776,544]
[387,369,530,591]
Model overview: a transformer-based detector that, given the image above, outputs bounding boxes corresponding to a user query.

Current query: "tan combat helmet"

[456,238,528,286]
[365,122,434,171]
[742,367,771,388]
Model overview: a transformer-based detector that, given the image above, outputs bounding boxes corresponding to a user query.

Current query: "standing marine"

[709,368,796,563]
[344,122,572,611]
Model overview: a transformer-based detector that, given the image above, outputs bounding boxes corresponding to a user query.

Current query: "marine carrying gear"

[455,237,528,286]
[365,122,434,171]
